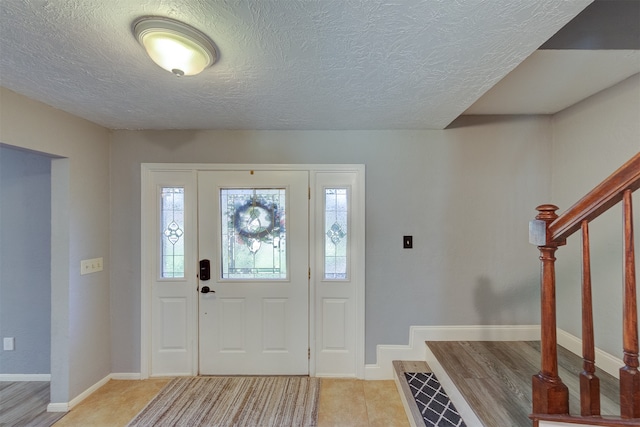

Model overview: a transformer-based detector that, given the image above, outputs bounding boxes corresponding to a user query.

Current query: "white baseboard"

[111,372,142,380]
[0,373,51,381]
[315,373,358,378]
[364,325,540,380]
[556,328,622,379]
[46,372,143,412]
[47,402,69,412]
[47,373,111,413]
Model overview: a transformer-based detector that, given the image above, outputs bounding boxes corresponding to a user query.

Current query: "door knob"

[201,286,214,294]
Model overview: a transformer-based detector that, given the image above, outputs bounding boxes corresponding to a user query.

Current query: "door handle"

[199,259,211,281]
[201,286,215,294]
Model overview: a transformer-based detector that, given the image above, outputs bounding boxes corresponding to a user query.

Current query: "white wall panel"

[219,298,246,352]
[322,299,348,350]
[262,298,288,352]
[159,298,187,350]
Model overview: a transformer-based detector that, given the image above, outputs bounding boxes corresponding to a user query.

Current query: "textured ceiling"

[0,1,593,130]
[465,49,640,115]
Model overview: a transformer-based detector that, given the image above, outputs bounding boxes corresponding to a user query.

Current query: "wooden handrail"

[549,153,640,243]
[530,152,640,426]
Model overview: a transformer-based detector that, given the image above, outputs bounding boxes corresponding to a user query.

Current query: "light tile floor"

[318,379,409,427]
[53,379,170,427]
[52,378,410,427]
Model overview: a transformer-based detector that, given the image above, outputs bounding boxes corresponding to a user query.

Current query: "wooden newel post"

[530,204,569,415]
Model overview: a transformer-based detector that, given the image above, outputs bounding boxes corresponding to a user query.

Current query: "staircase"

[529,153,640,426]
[395,340,624,427]
[393,154,640,427]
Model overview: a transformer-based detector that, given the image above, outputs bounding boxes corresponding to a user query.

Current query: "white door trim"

[141,163,365,379]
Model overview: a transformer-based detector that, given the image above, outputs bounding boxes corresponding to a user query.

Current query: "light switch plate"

[81,257,104,275]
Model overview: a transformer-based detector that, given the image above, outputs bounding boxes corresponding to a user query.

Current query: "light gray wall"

[551,73,640,359]
[5,73,635,381]
[5,74,635,383]
[0,145,51,374]
[0,87,111,403]
[110,116,551,369]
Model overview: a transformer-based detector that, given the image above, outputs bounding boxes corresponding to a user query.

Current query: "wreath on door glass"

[233,200,279,246]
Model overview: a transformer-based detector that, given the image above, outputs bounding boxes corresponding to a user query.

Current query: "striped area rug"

[127,376,320,427]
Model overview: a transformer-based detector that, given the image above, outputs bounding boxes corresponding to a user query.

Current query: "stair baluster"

[620,189,640,419]
[580,220,600,416]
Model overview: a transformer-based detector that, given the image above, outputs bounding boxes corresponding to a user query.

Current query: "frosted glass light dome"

[133,17,217,77]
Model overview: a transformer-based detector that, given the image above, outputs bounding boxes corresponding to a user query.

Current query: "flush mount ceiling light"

[133,16,218,77]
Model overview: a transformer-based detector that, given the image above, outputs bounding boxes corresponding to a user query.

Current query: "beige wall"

[0,88,111,403]
[110,116,551,370]
[551,73,640,359]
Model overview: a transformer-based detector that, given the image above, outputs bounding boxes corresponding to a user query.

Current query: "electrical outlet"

[81,257,104,275]
[3,337,15,351]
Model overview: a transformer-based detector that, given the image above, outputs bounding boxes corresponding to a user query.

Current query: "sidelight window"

[161,187,185,278]
[324,188,348,280]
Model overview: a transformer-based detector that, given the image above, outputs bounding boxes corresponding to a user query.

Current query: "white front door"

[197,170,309,375]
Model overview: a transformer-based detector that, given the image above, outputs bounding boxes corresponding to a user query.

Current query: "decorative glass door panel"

[324,188,348,280]
[220,188,287,280]
[198,170,309,375]
[161,187,185,279]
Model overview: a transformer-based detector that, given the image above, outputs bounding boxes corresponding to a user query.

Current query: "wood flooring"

[0,381,65,426]
[427,341,620,427]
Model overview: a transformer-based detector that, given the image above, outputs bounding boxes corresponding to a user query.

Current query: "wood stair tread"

[393,360,431,427]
